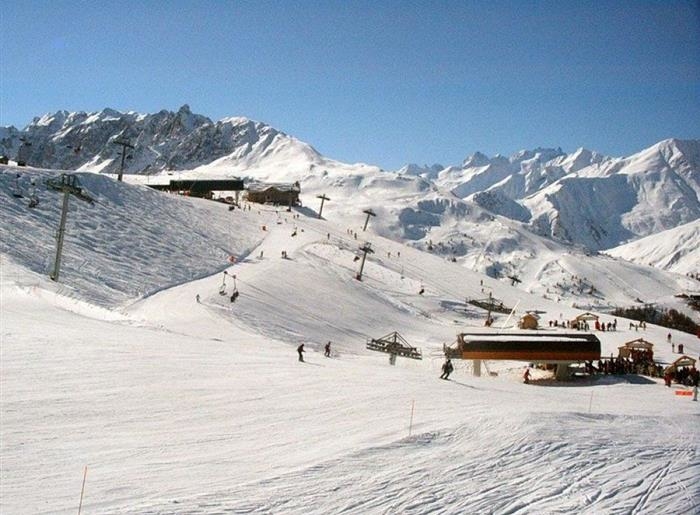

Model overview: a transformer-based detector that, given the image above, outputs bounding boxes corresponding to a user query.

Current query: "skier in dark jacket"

[324,341,331,357]
[297,344,305,362]
[440,358,454,379]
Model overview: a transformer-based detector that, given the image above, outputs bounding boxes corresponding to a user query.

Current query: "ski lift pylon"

[219,271,228,295]
[27,178,39,208]
[12,174,23,198]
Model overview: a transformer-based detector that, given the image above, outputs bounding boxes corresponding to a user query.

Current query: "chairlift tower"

[316,194,330,219]
[355,242,374,281]
[16,137,32,166]
[362,208,376,231]
[46,174,94,281]
[113,136,135,182]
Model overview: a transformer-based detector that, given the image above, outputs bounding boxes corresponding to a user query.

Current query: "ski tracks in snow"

[116,412,698,515]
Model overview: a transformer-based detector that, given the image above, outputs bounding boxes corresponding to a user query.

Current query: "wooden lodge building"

[246,181,301,207]
[147,178,244,199]
[519,312,540,330]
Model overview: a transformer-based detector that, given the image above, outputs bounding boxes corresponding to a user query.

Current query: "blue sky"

[2,1,699,170]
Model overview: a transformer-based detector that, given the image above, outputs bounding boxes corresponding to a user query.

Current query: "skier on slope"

[523,368,531,384]
[297,344,305,362]
[324,341,331,357]
[440,358,454,380]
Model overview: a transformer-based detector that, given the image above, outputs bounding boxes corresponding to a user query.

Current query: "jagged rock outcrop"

[0,105,319,175]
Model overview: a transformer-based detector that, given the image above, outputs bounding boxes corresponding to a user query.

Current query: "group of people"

[546,318,619,332]
[594,319,617,332]
[594,356,661,377]
[665,366,700,388]
[297,341,333,362]
[670,342,686,353]
[294,345,460,381]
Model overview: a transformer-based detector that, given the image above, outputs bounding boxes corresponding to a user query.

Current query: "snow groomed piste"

[1,163,699,514]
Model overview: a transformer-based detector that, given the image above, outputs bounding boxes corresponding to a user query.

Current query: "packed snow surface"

[1,165,699,514]
[606,220,700,275]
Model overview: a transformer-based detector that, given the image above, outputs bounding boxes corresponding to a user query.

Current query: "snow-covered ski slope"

[1,165,699,514]
[130,156,699,314]
[606,219,700,276]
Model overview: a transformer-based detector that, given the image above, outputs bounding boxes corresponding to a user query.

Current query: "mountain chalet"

[246,181,301,207]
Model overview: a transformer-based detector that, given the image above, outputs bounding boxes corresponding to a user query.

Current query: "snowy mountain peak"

[1,106,319,175]
[2,105,698,261]
[554,147,606,174]
[652,138,700,170]
[31,110,70,130]
[397,163,444,179]
[462,151,491,168]
[511,147,565,165]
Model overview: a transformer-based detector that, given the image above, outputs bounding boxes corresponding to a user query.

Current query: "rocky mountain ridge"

[2,106,698,257]
[0,104,321,175]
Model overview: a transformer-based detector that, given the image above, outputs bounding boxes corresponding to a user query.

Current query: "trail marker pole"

[408,400,415,437]
[77,465,88,515]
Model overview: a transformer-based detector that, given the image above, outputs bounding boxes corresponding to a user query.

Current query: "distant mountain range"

[400,139,700,251]
[0,105,313,175]
[2,106,698,268]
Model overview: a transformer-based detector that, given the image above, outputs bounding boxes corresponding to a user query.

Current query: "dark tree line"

[611,306,698,335]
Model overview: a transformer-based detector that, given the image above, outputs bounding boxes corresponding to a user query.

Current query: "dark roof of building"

[247,182,300,193]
